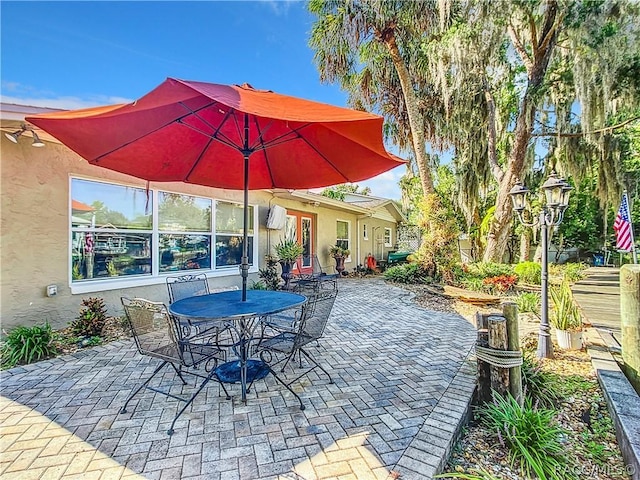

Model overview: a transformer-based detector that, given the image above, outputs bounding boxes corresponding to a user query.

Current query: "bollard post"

[620,265,640,389]
[476,312,492,404]
[503,302,523,405]
[488,315,509,397]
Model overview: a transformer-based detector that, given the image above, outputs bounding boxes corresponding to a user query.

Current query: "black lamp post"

[509,171,572,359]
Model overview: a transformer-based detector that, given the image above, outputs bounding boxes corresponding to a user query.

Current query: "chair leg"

[169,363,188,385]
[167,368,223,435]
[300,348,333,384]
[266,365,305,411]
[120,361,169,414]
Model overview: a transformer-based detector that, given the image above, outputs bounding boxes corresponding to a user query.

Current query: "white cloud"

[359,166,405,200]
[1,93,132,110]
[259,0,296,15]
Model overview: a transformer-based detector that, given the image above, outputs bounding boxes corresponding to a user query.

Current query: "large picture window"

[70,178,255,284]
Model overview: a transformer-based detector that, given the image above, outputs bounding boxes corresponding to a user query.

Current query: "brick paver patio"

[0,278,477,480]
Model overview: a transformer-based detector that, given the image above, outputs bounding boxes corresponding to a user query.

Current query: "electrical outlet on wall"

[46,285,57,297]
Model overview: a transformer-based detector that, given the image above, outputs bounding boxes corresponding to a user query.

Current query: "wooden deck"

[571,266,621,348]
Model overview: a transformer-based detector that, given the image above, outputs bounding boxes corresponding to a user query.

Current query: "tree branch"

[531,117,640,137]
[508,23,533,76]
[527,10,539,59]
[537,1,560,57]
[484,83,504,183]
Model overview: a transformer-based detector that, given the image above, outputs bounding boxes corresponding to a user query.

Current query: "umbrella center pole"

[241,115,251,301]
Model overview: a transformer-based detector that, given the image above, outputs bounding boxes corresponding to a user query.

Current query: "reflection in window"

[71,178,151,230]
[384,227,392,247]
[336,220,350,253]
[215,201,254,268]
[70,179,256,283]
[216,201,253,234]
[159,193,211,231]
[71,178,152,282]
[72,231,152,281]
[216,236,254,267]
[159,234,211,272]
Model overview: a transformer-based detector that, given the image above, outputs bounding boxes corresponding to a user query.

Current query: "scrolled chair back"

[166,273,210,304]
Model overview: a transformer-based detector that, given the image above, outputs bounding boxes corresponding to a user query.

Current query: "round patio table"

[169,289,306,403]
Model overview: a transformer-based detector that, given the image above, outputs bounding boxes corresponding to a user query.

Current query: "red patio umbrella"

[27,78,405,299]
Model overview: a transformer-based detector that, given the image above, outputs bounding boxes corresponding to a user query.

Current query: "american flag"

[614,192,634,252]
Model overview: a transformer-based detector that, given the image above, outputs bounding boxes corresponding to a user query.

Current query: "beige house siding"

[1,137,269,331]
[1,132,403,332]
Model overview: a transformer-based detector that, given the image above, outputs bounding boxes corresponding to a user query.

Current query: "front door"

[286,210,314,274]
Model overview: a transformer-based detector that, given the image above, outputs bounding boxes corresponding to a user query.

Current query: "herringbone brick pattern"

[0,279,476,479]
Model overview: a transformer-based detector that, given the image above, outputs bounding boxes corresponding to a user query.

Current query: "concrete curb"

[586,329,640,480]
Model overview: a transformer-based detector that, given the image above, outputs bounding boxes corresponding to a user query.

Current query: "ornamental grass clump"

[71,297,108,337]
[516,291,540,314]
[521,353,559,407]
[549,281,582,331]
[1,323,57,369]
[479,394,569,480]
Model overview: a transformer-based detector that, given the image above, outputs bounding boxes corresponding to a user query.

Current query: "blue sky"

[1,1,405,199]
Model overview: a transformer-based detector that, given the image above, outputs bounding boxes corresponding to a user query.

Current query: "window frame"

[69,176,258,294]
[384,227,393,247]
[336,219,351,261]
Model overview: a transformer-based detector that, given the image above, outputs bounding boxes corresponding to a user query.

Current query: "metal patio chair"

[166,273,210,304]
[120,297,230,435]
[257,287,337,386]
[291,255,338,291]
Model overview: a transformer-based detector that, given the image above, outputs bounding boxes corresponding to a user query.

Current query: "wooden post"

[476,312,492,404]
[488,315,509,397]
[620,265,640,389]
[503,302,523,405]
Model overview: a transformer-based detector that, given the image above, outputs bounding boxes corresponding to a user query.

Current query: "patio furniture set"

[120,273,337,435]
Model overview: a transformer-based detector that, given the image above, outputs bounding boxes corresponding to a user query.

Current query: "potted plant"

[274,237,304,288]
[549,280,583,349]
[329,245,350,275]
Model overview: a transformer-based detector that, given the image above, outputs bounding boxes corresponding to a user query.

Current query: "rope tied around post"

[474,345,523,369]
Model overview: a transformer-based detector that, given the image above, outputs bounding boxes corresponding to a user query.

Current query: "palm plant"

[549,281,582,331]
[274,237,303,263]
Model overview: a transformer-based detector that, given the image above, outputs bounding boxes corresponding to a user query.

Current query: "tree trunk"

[383,32,435,196]
[519,231,531,262]
[483,2,560,262]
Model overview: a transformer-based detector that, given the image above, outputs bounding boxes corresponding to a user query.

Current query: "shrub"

[460,276,485,293]
[514,261,541,285]
[71,297,108,337]
[250,280,267,290]
[257,255,280,290]
[479,394,568,479]
[466,262,514,278]
[516,292,540,314]
[562,262,587,283]
[1,323,57,368]
[383,263,428,284]
[482,274,518,293]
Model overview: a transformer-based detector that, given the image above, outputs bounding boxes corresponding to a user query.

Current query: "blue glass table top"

[169,289,306,320]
